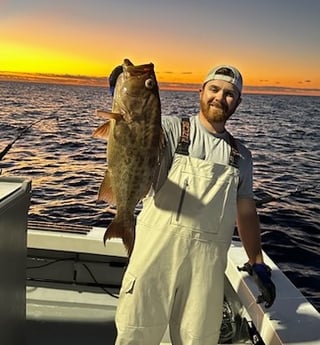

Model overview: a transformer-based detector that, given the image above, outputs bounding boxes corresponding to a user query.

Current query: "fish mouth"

[127,64,155,76]
[123,58,155,76]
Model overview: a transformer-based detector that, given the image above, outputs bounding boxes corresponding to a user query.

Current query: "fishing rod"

[0,107,61,161]
[255,183,319,207]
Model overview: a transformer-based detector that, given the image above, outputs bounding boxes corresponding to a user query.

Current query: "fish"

[93,59,162,256]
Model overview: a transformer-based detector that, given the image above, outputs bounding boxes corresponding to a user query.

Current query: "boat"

[1,176,320,345]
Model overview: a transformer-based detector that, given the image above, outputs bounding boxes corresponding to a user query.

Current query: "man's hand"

[238,262,276,308]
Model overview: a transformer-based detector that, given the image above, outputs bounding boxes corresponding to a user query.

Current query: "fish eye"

[145,78,155,89]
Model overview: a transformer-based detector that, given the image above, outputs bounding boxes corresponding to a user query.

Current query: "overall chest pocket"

[169,165,238,234]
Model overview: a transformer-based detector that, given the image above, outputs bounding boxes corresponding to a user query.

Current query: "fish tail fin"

[122,227,135,257]
[103,216,135,257]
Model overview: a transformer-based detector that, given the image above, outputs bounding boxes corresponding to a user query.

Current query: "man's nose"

[214,89,224,101]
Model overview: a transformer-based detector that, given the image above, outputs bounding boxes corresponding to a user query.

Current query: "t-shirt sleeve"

[237,144,255,199]
[161,116,181,156]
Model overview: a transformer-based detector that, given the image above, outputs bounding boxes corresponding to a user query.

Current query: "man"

[115,65,275,345]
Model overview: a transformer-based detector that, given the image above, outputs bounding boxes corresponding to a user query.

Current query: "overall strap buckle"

[228,133,240,168]
[175,117,190,155]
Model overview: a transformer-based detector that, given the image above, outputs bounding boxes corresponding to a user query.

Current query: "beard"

[200,100,229,123]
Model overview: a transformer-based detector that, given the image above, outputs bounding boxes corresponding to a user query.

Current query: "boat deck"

[26,222,320,345]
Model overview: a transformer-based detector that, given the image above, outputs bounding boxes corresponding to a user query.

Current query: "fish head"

[112,59,161,121]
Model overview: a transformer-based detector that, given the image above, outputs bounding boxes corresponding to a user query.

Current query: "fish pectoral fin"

[96,109,123,121]
[98,169,116,204]
[92,122,111,140]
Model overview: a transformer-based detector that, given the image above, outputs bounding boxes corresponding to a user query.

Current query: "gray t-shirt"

[153,115,254,199]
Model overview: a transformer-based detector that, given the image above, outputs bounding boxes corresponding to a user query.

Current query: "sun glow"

[0,41,106,76]
[1,40,319,96]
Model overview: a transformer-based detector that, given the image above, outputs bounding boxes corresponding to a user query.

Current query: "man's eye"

[209,86,219,93]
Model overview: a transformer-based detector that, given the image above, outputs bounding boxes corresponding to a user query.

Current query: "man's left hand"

[238,262,276,308]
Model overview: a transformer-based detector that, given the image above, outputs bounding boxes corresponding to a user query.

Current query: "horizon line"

[0,71,319,97]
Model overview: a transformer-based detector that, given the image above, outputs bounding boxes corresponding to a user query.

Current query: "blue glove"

[238,262,276,308]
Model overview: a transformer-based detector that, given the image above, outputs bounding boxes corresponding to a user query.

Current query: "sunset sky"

[1,0,320,95]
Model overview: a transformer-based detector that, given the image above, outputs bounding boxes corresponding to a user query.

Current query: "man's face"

[199,79,241,124]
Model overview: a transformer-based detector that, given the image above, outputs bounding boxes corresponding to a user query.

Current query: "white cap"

[203,65,243,94]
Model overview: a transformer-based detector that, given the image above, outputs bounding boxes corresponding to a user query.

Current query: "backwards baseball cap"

[203,65,243,94]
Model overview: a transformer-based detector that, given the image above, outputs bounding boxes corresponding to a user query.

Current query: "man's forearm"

[237,198,264,264]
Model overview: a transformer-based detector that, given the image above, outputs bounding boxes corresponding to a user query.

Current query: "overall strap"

[175,117,191,155]
[175,117,239,168]
[228,133,240,169]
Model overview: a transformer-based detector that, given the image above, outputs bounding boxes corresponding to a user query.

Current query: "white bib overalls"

[115,118,240,345]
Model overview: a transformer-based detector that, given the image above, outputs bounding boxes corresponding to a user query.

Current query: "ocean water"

[1,81,319,312]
